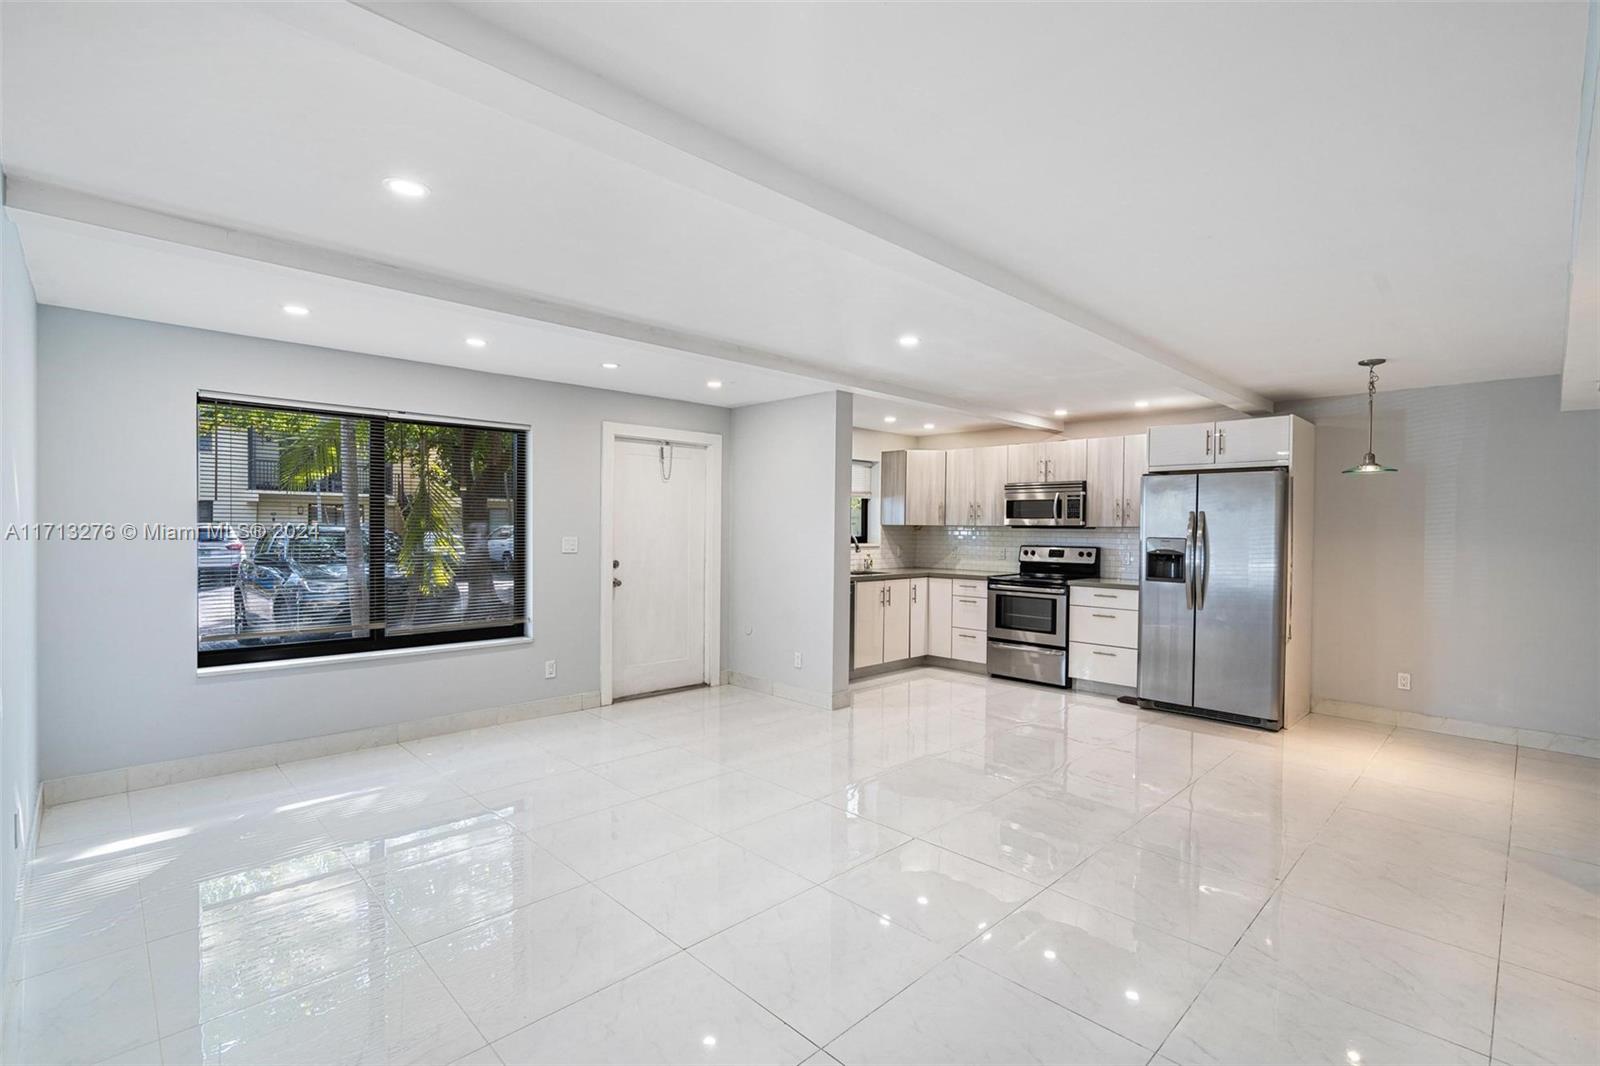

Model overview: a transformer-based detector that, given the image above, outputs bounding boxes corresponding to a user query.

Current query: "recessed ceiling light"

[1134,400,1151,409]
[923,422,935,430]
[601,362,619,370]
[883,415,897,424]
[706,379,723,389]
[897,333,920,349]
[383,177,429,199]
[1053,408,1068,417]
[465,336,486,348]
[281,303,310,317]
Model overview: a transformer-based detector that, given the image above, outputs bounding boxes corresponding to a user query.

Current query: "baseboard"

[728,672,850,710]
[41,689,603,807]
[1312,698,1600,758]
[850,655,988,683]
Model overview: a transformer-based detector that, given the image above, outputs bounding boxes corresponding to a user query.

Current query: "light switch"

[560,536,579,554]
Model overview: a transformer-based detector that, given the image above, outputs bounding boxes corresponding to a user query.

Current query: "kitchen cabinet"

[1148,422,1215,469]
[951,627,987,664]
[1121,433,1147,529]
[853,582,886,669]
[909,578,929,658]
[1086,436,1124,527]
[881,450,946,525]
[945,446,1006,526]
[1067,584,1139,689]
[927,578,953,658]
[881,579,911,662]
[1006,439,1085,484]
[1148,416,1300,470]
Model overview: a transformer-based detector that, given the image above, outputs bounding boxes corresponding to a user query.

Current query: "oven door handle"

[988,584,1067,597]
[1054,491,1062,521]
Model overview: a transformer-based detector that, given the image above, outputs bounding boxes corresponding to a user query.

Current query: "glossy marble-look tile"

[727,801,910,882]
[1501,849,1600,989]
[649,771,810,833]
[9,870,146,979]
[1281,843,1505,956]
[1053,841,1271,954]
[1491,962,1600,1066]
[1121,804,1307,886]
[823,755,1019,835]
[146,867,410,1034]
[596,838,811,947]
[159,947,480,1065]
[401,729,581,793]
[274,746,436,796]
[1241,894,1498,1054]
[588,745,729,797]
[827,956,1147,1065]
[1162,946,1489,1065]
[1359,756,1514,804]
[1510,782,1600,864]
[925,783,1135,885]
[529,798,713,879]
[490,952,814,1065]
[1514,749,1600,797]
[3,944,159,1066]
[447,1046,505,1066]
[741,739,886,799]
[359,827,584,944]
[1377,729,1518,778]
[128,766,302,834]
[419,884,678,1042]
[475,769,636,832]
[822,840,1038,948]
[37,792,132,849]
[690,887,946,1046]
[956,724,1076,781]
[1173,755,1354,843]
[961,891,1223,1049]
[1338,776,1512,844]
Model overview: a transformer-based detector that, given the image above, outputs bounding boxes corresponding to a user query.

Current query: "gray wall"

[1,209,40,974]
[728,391,852,702]
[1281,377,1600,739]
[36,308,738,779]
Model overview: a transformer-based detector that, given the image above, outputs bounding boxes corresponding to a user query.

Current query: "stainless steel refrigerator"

[1138,468,1288,729]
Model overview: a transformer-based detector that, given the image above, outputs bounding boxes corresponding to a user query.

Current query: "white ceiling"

[1,1,1591,428]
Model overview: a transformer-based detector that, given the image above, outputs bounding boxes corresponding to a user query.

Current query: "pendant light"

[1343,358,1397,474]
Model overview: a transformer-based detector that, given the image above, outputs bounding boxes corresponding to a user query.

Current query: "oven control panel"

[1019,546,1097,563]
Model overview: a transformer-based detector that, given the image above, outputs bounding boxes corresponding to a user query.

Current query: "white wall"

[1281,377,1600,739]
[36,308,735,780]
[729,391,852,703]
[850,428,913,463]
[0,208,40,974]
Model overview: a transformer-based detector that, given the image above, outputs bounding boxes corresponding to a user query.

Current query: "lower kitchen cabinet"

[882,579,911,662]
[1066,585,1139,688]
[853,579,913,669]
[927,578,953,658]
[909,577,929,658]
[1067,642,1137,687]
[951,627,987,663]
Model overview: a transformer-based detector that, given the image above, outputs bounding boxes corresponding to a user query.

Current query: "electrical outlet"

[1397,672,1411,691]
[560,536,578,554]
[793,651,803,669]
[545,659,557,680]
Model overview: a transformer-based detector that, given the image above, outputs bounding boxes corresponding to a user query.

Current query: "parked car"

[487,525,515,568]
[197,524,245,589]
[234,525,403,634]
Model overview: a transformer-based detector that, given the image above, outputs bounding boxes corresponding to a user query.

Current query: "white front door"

[612,438,708,698]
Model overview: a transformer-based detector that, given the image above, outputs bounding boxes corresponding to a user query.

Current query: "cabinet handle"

[1037,459,1044,479]
[1217,428,1226,455]
[879,587,885,605]
[958,632,977,640]
[1092,612,1118,619]
[1093,592,1117,598]
[912,585,917,603]
[887,585,892,606]
[1092,650,1117,657]
[1205,429,1212,455]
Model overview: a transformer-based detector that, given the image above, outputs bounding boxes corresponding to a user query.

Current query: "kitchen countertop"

[848,567,1002,582]
[1066,577,1140,590]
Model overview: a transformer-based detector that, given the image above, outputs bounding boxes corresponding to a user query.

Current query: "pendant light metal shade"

[1343,358,1397,474]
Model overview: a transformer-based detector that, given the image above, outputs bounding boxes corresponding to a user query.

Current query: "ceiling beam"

[258,0,1271,415]
[4,176,1059,431]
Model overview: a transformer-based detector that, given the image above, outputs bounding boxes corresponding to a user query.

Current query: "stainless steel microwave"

[1003,481,1087,527]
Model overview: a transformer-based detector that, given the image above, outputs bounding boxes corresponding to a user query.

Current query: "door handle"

[1054,492,1062,520]
[1184,511,1197,610]
[612,577,622,588]
[1195,510,1209,610]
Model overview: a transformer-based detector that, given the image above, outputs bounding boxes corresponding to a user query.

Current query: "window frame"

[197,395,529,669]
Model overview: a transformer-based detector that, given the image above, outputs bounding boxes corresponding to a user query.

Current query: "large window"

[197,396,527,667]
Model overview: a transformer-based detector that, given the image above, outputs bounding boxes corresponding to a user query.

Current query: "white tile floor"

[8,668,1599,1065]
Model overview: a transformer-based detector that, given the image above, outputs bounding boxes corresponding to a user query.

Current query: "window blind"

[197,397,527,666]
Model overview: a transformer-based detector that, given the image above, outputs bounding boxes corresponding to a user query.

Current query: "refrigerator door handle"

[1195,510,1209,610]
[1184,510,1197,610]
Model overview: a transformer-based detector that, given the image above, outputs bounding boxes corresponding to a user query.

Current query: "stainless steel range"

[987,545,1100,687]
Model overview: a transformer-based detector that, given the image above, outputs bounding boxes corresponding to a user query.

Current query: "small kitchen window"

[850,460,875,543]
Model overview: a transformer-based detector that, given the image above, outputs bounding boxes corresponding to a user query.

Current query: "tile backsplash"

[883,525,1141,581]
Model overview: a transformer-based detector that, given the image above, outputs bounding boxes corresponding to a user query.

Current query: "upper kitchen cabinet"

[881,449,947,525]
[1085,436,1124,526]
[947,446,1007,525]
[1148,415,1307,469]
[1121,432,1148,528]
[1006,439,1085,483]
